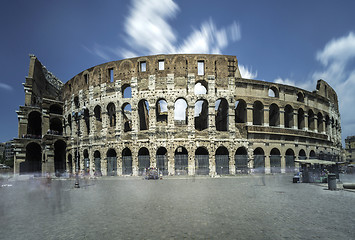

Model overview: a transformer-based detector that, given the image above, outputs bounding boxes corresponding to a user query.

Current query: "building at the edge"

[13,54,342,176]
[345,136,355,164]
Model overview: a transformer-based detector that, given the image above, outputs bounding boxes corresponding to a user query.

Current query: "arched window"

[269,104,280,127]
[74,96,80,108]
[308,110,315,131]
[253,101,264,125]
[107,103,116,127]
[215,98,228,131]
[156,99,168,123]
[138,147,150,176]
[297,92,304,102]
[268,86,279,98]
[284,105,294,128]
[215,146,229,175]
[27,111,42,137]
[194,81,207,94]
[317,112,324,132]
[138,99,149,130]
[83,149,89,172]
[195,99,208,131]
[84,108,90,134]
[122,84,132,98]
[49,104,63,115]
[122,103,132,132]
[195,147,209,175]
[174,98,188,125]
[235,100,247,123]
[175,146,188,175]
[107,149,117,176]
[49,118,63,135]
[299,149,306,160]
[298,108,305,130]
[94,105,102,121]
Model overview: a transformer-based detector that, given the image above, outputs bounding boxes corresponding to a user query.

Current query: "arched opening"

[20,142,42,176]
[268,87,279,98]
[284,105,294,128]
[297,92,304,102]
[308,110,315,131]
[49,118,63,135]
[195,147,209,175]
[138,99,149,130]
[67,114,72,133]
[74,150,81,172]
[94,105,102,121]
[74,96,80,108]
[317,112,324,132]
[83,149,90,173]
[122,84,132,98]
[235,147,248,173]
[235,100,247,123]
[49,104,63,115]
[299,149,306,160]
[194,81,207,94]
[83,108,90,135]
[269,104,280,127]
[325,115,330,134]
[138,147,150,176]
[175,146,188,175]
[195,99,208,131]
[253,148,265,173]
[309,150,316,159]
[122,103,132,132]
[54,140,66,177]
[253,101,264,125]
[174,98,188,125]
[156,99,168,123]
[215,98,228,131]
[27,111,42,137]
[298,108,305,130]
[285,149,295,173]
[215,146,229,175]
[122,148,132,175]
[107,102,116,127]
[94,150,102,176]
[107,149,117,176]
[270,148,281,173]
[67,154,73,175]
[156,147,168,175]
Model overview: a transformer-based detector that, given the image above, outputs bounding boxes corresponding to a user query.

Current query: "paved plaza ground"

[1,174,355,240]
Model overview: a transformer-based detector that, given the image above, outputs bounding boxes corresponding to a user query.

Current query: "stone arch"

[215,98,228,131]
[67,114,72,133]
[308,109,315,131]
[27,111,42,137]
[285,148,295,173]
[67,153,73,174]
[138,147,150,176]
[297,92,304,102]
[235,147,248,173]
[284,104,294,128]
[74,96,80,108]
[253,101,264,125]
[195,147,209,175]
[156,147,168,175]
[107,102,116,127]
[298,108,305,130]
[195,99,208,131]
[156,98,168,123]
[122,84,132,98]
[215,146,229,175]
[175,146,188,175]
[174,98,188,125]
[122,103,132,132]
[83,108,90,135]
[317,112,324,132]
[54,140,66,177]
[83,149,90,173]
[270,148,281,173]
[194,81,208,94]
[122,148,133,175]
[299,149,306,160]
[325,115,330,134]
[107,148,117,176]
[49,104,63,115]
[253,147,265,172]
[235,99,247,123]
[138,99,149,130]
[269,103,280,127]
[49,117,63,135]
[94,150,102,176]
[20,142,42,176]
[309,150,316,159]
[268,86,279,98]
[94,105,102,121]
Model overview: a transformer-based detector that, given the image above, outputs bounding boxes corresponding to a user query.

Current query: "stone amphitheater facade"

[13,54,342,176]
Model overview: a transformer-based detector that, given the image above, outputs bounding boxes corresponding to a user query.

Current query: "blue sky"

[1,0,355,144]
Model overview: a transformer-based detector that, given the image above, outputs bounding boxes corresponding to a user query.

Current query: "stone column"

[265,154,271,174]
[229,151,236,174]
[292,109,298,129]
[281,155,286,173]
[247,103,253,125]
[264,106,269,127]
[279,107,285,128]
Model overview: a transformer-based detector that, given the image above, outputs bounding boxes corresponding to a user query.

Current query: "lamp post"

[72,106,86,188]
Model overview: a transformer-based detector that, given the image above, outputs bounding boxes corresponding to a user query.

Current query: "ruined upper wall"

[24,55,63,107]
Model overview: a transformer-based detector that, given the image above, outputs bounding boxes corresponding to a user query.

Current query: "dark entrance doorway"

[94,151,102,176]
[285,149,295,173]
[156,147,168,175]
[253,148,265,173]
[270,148,281,173]
[215,146,229,175]
[175,146,188,175]
[20,142,42,176]
[195,147,209,175]
[122,148,132,175]
[235,147,248,173]
[107,149,117,176]
[138,147,150,176]
[54,140,66,177]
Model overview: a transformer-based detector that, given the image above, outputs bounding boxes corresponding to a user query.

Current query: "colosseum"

[13,54,342,177]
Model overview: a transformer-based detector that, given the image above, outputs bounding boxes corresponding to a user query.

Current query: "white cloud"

[313,32,355,141]
[174,99,187,120]
[0,83,13,91]
[274,77,313,91]
[194,82,207,94]
[239,65,257,79]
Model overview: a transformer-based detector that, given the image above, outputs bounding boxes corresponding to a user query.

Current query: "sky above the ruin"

[1,0,355,144]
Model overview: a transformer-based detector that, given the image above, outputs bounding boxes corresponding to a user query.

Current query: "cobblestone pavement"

[1,174,355,240]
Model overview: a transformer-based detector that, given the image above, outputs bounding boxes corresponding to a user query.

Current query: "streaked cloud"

[313,32,355,139]
[0,82,13,91]
[239,65,257,79]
